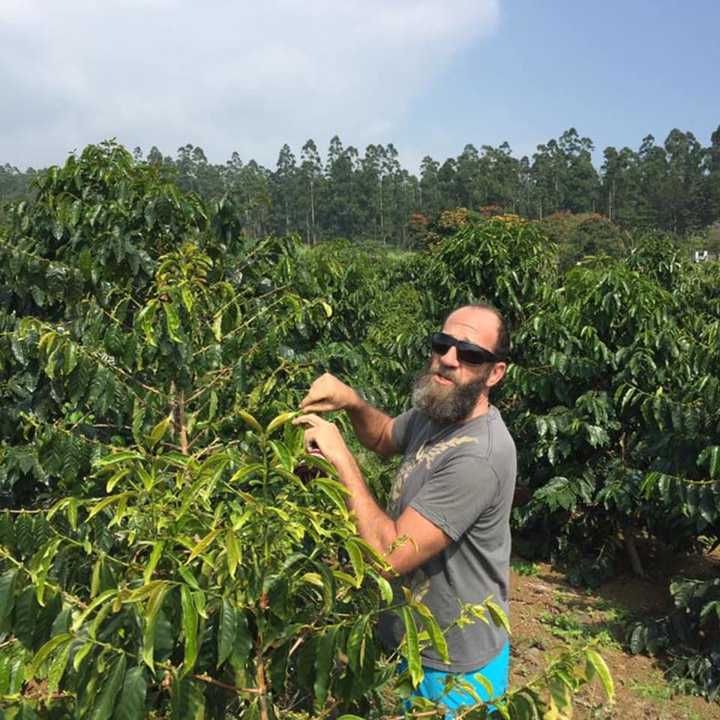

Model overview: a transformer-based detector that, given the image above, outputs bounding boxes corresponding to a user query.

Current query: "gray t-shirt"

[378,406,516,672]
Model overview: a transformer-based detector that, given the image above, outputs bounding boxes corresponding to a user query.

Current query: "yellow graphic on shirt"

[389,435,478,516]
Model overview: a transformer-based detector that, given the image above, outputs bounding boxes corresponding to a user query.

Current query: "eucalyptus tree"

[419,156,442,217]
[322,137,361,239]
[271,144,301,236]
[478,142,522,211]
[662,129,707,233]
[300,140,323,245]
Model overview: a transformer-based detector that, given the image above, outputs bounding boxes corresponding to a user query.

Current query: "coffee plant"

[0,142,628,718]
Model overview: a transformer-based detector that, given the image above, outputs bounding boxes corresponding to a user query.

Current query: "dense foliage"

[2,125,720,245]
[4,135,719,711]
[0,143,616,719]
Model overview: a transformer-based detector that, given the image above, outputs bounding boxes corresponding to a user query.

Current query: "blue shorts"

[401,642,510,718]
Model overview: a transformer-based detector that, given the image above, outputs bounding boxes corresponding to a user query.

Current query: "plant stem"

[171,382,189,455]
[623,524,645,577]
[255,647,270,720]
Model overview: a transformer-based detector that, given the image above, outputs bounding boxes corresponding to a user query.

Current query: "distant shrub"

[538,212,628,268]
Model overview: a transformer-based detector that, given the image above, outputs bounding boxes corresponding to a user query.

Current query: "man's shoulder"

[451,408,516,478]
[392,408,431,454]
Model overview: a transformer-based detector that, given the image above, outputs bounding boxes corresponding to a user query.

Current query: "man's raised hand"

[292,413,352,469]
[299,373,358,413]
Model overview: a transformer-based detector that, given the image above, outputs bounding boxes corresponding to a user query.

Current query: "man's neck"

[467,395,491,420]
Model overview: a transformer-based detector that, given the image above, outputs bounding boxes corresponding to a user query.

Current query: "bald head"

[444,304,509,359]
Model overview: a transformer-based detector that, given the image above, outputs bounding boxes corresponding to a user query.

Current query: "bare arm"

[300,373,398,458]
[334,452,451,575]
[293,414,451,575]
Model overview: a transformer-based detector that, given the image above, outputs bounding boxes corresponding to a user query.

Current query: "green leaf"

[268,440,294,472]
[507,691,539,720]
[312,477,349,518]
[344,538,365,587]
[178,566,200,591]
[63,342,78,375]
[236,410,263,434]
[73,641,94,672]
[226,531,240,578]
[400,606,423,687]
[114,666,147,720]
[170,676,206,720]
[142,582,171,671]
[181,287,194,314]
[180,586,198,674]
[699,446,720,479]
[413,601,449,663]
[207,390,218,422]
[47,639,72,693]
[346,615,370,673]
[484,597,511,635]
[148,416,172,447]
[106,468,130,493]
[187,528,221,562]
[95,451,144,468]
[217,599,236,667]
[132,399,145,446]
[229,463,264,484]
[266,411,298,436]
[90,654,127,720]
[211,312,223,341]
[0,569,18,624]
[163,303,182,342]
[313,626,338,711]
[585,648,614,701]
[471,670,495,699]
[91,558,103,598]
[27,633,72,679]
[229,610,252,672]
[72,589,116,631]
[369,570,393,604]
[143,541,165,585]
[87,492,133,522]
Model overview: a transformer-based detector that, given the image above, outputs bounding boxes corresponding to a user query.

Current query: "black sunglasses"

[430,332,506,365]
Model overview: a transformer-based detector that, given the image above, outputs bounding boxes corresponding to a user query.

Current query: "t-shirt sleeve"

[408,454,499,541]
[391,409,418,454]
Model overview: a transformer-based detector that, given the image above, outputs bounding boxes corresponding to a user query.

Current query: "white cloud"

[0,0,500,169]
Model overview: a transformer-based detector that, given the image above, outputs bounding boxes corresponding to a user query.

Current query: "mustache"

[432,366,457,382]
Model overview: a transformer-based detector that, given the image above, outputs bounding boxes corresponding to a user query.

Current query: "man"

[294,304,516,715]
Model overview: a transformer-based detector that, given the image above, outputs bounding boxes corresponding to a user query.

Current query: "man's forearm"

[334,451,398,554]
[345,393,395,457]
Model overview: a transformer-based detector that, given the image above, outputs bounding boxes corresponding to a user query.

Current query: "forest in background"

[2,126,720,248]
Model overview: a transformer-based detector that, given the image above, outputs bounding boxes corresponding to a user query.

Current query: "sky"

[1,0,719,173]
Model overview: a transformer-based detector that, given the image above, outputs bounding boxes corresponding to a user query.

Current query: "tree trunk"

[310,180,316,245]
[171,384,189,456]
[623,524,645,578]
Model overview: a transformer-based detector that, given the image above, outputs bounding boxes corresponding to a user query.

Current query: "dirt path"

[509,559,719,719]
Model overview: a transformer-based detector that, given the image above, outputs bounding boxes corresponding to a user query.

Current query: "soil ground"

[509,554,720,719]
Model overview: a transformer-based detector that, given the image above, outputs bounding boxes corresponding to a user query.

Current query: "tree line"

[2,126,719,245]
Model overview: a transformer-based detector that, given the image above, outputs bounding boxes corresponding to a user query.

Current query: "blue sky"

[1,0,718,172]
[402,0,720,166]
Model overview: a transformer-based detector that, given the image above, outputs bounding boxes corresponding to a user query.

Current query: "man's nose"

[439,344,460,367]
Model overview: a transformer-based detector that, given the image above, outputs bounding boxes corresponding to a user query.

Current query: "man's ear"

[486,362,507,389]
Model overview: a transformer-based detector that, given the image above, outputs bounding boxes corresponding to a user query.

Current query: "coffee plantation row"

[0,141,717,717]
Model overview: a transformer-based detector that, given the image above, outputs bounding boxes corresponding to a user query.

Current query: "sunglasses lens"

[457,348,486,364]
[431,334,453,355]
[431,333,496,364]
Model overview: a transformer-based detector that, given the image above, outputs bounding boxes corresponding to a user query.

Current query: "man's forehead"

[443,308,499,342]
[447,317,481,331]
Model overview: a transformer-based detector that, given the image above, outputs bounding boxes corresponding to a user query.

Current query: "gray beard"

[411,364,490,426]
